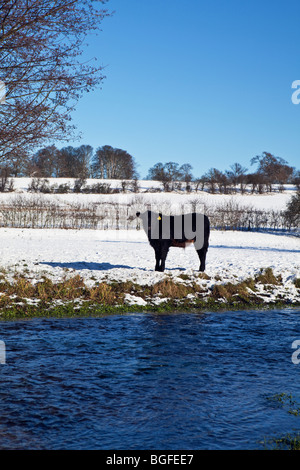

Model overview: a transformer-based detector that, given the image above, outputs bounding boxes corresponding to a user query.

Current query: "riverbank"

[0,281,299,321]
[0,227,299,319]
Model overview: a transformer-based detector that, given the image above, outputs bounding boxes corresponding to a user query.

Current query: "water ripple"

[0,309,299,449]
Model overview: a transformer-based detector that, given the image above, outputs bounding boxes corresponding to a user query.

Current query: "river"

[0,308,299,449]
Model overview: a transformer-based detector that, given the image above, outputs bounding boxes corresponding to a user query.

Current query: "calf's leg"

[154,246,161,271]
[196,245,208,272]
[153,242,170,272]
[159,243,170,272]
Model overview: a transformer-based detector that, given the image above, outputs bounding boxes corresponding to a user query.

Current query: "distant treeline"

[0,193,299,231]
[1,145,300,194]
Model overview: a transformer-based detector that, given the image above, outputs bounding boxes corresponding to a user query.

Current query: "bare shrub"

[0,168,14,192]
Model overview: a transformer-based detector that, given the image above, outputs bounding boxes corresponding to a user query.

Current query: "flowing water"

[0,308,299,450]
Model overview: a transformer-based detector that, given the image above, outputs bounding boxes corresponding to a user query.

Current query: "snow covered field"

[0,178,299,309]
[2,177,297,212]
[0,226,299,306]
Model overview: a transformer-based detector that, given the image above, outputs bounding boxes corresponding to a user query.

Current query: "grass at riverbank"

[263,394,300,450]
[0,267,299,320]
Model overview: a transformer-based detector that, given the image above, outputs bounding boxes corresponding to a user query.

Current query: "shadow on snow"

[39,261,185,272]
[40,261,141,271]
[210,245,300,254]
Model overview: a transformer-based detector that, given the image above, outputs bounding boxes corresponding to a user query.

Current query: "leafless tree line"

[2,146,299,196]
[0,195,298,232]
[1,144,139,181]
[1,2,299,202]
[147,153,300,194]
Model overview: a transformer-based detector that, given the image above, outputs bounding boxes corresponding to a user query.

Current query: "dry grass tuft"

[294,278,300,289]
[88,282,117,304]
[150,278,203,299]
[255,267,282,285]
[211,278,257,302]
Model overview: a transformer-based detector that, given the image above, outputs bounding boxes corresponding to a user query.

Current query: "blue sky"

[67,0,300,178]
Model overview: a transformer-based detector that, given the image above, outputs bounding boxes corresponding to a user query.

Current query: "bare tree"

[91,145,138,179]
[27,145,60,177]
[5,148,29,176]
[146,162,165,181]
[194,176,206,192]
[179,163,193,192]
[246,172,266,194]
[147,161,189,191]
[292,170,300,190]
[0,0,110,166]
[215,169,229,194]
[162,162,181,190]
[55,145,92,178]
[226,162,248,194]
[283,190,300,229]
[203,168,228,194]
[0,165,14,191]
[251,152,294,192]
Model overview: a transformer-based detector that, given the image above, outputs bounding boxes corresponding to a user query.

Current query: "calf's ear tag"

[157,216,161,220]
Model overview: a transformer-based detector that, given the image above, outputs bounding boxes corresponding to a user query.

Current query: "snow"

[2,177,297,211]
[0,178,299,308]
[0,226,299,305]
[124,294,148,306]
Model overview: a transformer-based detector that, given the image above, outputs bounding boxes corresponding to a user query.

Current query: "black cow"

[136,210,210,272]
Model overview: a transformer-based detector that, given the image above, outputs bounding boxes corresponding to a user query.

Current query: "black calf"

[136,210,210,272]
